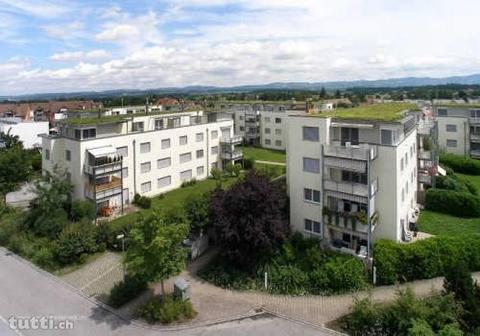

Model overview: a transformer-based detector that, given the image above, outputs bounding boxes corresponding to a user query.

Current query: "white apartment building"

[433,104,480,158]
[287,104,423,258]
[41,111,242,217]
[0,117,49,148]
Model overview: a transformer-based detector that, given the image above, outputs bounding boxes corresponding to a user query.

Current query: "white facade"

[41,111,241,215]
[287,113,419,256]
[0,118,49,148]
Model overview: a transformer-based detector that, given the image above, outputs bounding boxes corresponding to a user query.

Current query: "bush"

[133,194,151,209]
[70,200,96,221]
[96,218,136,251]
[243,158,255,170]
[440,153,480,175]
[108,276,148,308]
[55,220,99,265]
[225,163,242,177]
[425,189,480,217]
[137,295,197,324]
[374,235,480,285]
[180,179,197,188]
[210,168,223,180]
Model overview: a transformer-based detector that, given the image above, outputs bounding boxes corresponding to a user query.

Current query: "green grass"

[110,176,239,227]
[317,103,417,121]
[241,146,286,163]
[418,173,480,236]
[61,114,128,126]
[254,163,286,178]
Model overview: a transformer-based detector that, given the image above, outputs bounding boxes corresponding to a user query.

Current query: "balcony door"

[341,127,359,146]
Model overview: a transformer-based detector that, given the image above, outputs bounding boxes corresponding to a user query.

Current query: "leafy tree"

[0,131,23,150]
[24,168,73,239]
[183,192,211,235]
[408,319,435,336]
[70,200,96,222]
[210,170,289,268]
[319,87,327,99]
[125,212,189,295]
[56,220,99,265]
[0,146,32,202]
[438,323,464,336]
[225,163,241,177]
[335,89,342,98]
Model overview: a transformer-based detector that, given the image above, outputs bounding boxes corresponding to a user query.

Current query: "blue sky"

[1,0,480,95]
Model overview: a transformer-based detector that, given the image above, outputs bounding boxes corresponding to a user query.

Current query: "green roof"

[60,115,128,126]
[313,103,417,122]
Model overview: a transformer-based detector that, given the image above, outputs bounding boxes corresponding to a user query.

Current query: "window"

[446,124,457,132]
[401,188,405,202]
[446,139,458,148]
[264,117,271,123]
[239,126,245,131]
[265,139,271,145]
[275,117,282,124]
[196,149,204,159]
[239,116,244,121]
[179,135,188,145]
[44,149,50,160]
[74,129,81,139]
[117,146,128,157]
[180,152,192,163]
[438,108,447,116]
[141,181,151,193]
[341,127,359,145]
[132,122,144,132]
[400,158,404,171]
[180,170,192,181]
[196,133,204,142]
[342,171,367,184]
[154,119,165,130]
[161,139,170,149]
[275,140,282,147]
[157,157,171,169]
[66,172,71,182]
[65,150,71,161]
[211,130,218,139]
[157,176,171,188]
[303,127,319,142]
[211,146,219,155]
[211,162,217,170]
[264,128,271,134]
[82,128,96,139]
[304,188,321,203]
[381,129,393,145]
[197,166,204,176]
[471,109,480,118]
[304,219,322,235]
[141,162,151,173]
[140,142,151,153]
[406,181,409,195]
[122,167,128,178]
[405,152,408,166]
[303,157,320,173]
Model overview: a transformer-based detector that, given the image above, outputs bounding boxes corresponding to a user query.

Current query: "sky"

[1,0,480,95]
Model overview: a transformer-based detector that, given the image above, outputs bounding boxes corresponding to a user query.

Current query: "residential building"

[0,117,49,148]
[287,103,424,258]
[40,110,242,218]
[433,104,480,158]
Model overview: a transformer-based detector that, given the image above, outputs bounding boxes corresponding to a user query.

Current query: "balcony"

[220,135,243,145]
[471,149,480,158]
[418,171,432,184]
[322,211,378,235]
[471,133,480,142]
[470,117,480,124]
[418,150,432,160]
[324,144,378,161]
[323,178,378,198]
[85,176,122,201]
[220,150,243,160]
[84,159,122,176]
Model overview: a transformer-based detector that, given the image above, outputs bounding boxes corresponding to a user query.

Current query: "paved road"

[0,249,335,336]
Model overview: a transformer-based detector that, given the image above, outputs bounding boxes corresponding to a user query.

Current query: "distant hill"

[3,73,480,101]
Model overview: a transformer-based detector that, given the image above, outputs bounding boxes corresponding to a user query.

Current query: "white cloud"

[49,50,111,62]
[0,0,70,18]
[43,21,85,40]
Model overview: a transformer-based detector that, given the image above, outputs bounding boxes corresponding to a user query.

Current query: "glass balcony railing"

[324,144,378,161]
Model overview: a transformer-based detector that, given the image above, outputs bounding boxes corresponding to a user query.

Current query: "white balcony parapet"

[323,177,378,198]
[324,144,378,161]
[220,150,243,160]
[418,150,432,160]
[220,135,243,144]
[470,117,480,124]
[84,162,122,176]
[471,149,480,158]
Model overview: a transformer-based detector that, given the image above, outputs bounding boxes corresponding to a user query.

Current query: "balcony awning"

[324,190,368,204]
[87,146,117,158]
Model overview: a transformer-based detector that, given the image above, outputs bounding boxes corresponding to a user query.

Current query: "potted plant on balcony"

[322,206,332,224]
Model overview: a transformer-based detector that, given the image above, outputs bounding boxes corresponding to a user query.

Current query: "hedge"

[374,235,480,285]
[440,153,480,175]
[425,189,480,217]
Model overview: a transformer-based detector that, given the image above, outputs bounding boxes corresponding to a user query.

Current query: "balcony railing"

[220,135,243,144]
[220,150,243,160]
[418,173,432,184]
[323,178,378,198]
[324,144,378,161]
[85,176,122,200]
[84,161,122,176]
[471,149,480,158]
[418,150,432,160]
[471,133,480,141]
[322,211,377,234]
[470,117,480,124]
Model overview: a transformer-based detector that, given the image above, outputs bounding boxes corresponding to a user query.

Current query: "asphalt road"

[0,249,336,336]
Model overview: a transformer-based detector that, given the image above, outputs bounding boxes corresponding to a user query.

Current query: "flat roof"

[434,103,480,108]
[307,103,417,122]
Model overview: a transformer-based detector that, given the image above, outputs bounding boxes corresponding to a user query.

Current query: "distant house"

[0,117,49,148]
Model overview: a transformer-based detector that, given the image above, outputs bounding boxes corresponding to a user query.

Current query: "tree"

[125,212,189,295]
[319,87,327,99]
[70,200,96,221]
[183,193,211,235]
[225,162,241,177]
[24,168,73,239]
[56,220,99,265]
[0,131,23,150]
[0,146,32,202]
[210,170,289,268]
[335,89,342,98]
[408,319,435,336]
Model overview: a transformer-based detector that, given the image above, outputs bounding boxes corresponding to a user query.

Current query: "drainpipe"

[132,139,137,195]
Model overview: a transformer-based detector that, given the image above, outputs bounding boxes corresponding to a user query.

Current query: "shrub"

[137,295,197,324]
[70,200,96,221]
[96,218,136,251]
[180,179,197,188]
[243,158,255,170]
[425,189,480,217]
[440,153,480,175]
[225,163,242,177]
[55,220,99,265]
[374,235,480,285]
[108,276,148,308]
[268,264,310,295]
[210,168,223,180]
[133,194,151,209]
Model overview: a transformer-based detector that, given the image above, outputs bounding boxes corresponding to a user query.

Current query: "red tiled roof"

[0,100,101,119]
[155,98,179,106]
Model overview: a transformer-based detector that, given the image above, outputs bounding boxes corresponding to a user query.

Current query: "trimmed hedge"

[374,235,480,285]
[425,189,480,217]
[440,153,480,175]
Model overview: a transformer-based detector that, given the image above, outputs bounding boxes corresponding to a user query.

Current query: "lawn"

[241,146,286,163]
[319,103,417,121]
[418,173,480,236]
[254,162,286,178]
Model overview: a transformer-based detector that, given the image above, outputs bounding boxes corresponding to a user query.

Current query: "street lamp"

[116,234,126,277]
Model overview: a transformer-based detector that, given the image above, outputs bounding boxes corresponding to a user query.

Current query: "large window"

[140,142,151,153]
[446,139,458,148]
[302,127,319,142]
[275,140,282,147]
[140,161,151,173]
[117,146,128,157]
[161,139,170,149]
[179,135,188,145]
[265,139,271,145]
[438,108,447,116]
[381,129,394,145]
[157,176,171,188]
[65,150,71,161]
[342,170,367,184]
[141,181,151,193]
[275,117,282,124]
[197,166,204,176]
[157,157,171,169]
[304,188,320,203]
[275,129,282,135]
[341,127,359,146]
[304,219,322,235]
[303,157,320,173]
[82,128,96,139]
[264,128,271,134]
[132,122,144,132]
[196,149,204,159]
[180,152,192,163]
[180,170,192,181]
[446,124,457,132]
